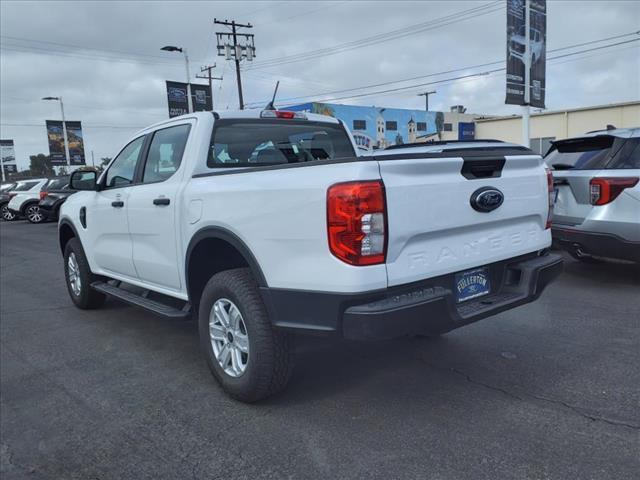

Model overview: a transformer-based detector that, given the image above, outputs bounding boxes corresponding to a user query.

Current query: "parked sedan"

[39,176,74,221]
[546,127,639,263]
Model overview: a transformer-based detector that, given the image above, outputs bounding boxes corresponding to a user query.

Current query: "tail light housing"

[8,193,17,199]
[39,191,48,200]
[590,177,639,205]
[545,168,554,229]
[327,180,387,266]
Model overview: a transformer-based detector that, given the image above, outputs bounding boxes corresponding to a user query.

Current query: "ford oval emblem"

[470,187,504,212]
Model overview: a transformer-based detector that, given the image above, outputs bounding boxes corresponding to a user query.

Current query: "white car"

[4,178,48,222]
[59,110,562,402]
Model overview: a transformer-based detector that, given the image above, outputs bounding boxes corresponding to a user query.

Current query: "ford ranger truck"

[59,110,563,402]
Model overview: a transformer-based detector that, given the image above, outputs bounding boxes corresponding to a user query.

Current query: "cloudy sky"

[1,0,639,170]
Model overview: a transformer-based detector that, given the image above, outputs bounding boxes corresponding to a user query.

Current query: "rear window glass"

[13,181,39,191]
[608,138,639,169]
[545,136,614,170]
[207,120,355,167]
[45,177,69,190]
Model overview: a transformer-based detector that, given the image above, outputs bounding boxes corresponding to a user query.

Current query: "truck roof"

[136,110,340,137]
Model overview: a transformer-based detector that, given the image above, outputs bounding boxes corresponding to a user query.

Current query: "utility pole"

[522,0,531,148]
[214,18,255,110]
[418,91,436,111]
[196,64,223,110]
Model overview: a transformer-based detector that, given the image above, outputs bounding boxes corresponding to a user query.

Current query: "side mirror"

[70,170,98,191]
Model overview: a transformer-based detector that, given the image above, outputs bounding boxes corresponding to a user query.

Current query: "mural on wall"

[288,103,438,151]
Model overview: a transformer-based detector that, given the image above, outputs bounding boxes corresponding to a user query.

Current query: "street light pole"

[183,49,193,114]
[59,97,71,167]
[417,91,436,111]
[43,96,71,167]
[162,46,193,113]
[522,0,531,148]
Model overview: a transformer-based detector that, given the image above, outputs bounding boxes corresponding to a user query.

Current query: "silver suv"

[546,127,639,263]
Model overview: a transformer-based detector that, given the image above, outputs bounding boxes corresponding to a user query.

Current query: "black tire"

[24,203,44,224]
[198,268,294,402]
[1,204,16,221]
[63,238,106,309]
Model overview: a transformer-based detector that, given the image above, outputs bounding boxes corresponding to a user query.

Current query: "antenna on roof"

[606,124,616,130]
[264,81,280,111]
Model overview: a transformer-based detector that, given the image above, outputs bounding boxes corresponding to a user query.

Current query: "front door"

[87,135,146,279]
[127,123,191,291]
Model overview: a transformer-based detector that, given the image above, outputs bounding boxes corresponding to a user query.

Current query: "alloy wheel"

[26,205,43,223]
[1,205,15,221]
[67,252,82,296]
[209,298,250,377]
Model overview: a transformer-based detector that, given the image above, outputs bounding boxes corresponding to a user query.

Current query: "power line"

[245,31,640,107]
[245,1,503,69]
[0,35,180,61]
[271,38,640,106]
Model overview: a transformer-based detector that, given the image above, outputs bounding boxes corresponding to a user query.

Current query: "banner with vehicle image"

[166,81,213,118]
[505,0,546,107]
[46,120,86,165]
[529,0,547,108]
[1,139,18,175]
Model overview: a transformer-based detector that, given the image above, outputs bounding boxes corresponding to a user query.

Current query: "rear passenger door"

[127,123,191,292]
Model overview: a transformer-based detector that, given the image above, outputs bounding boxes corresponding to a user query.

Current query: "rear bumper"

[261,252,563,340]
[552,227,640,262]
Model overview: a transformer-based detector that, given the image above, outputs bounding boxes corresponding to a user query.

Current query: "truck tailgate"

[378,154,551,286]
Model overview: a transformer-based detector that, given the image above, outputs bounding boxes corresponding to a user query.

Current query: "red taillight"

[545,168,554,229]
[260,110,306,119]
[590,177,639,205]
[327,180,387,266]
[39,191,48,200]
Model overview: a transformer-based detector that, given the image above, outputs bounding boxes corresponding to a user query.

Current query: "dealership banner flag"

[166,81,213,118]
[1,139,18,174]
[46,120,86,165]
[505,0,547,108]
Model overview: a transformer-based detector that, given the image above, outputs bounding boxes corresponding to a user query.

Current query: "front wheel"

[1,204,16,221]
[25,204,44,224]
[198,268,294,402]
[64,238,106,309]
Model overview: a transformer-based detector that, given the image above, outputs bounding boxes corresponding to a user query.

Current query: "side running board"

[91,281,191,319]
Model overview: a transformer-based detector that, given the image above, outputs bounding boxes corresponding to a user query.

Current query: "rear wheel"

[64,238,106,309]
[1,204,16,221]
[25,204,44,224]
[198,268,294,402]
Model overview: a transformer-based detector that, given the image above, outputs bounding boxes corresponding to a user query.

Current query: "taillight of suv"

[327,180,387,266]
[589,177,639,205]
[39,191,48,200]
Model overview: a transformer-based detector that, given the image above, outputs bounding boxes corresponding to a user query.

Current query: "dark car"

[38,176,73,221]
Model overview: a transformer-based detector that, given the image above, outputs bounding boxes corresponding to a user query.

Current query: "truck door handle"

[153,198,170,206]
[111,201,124,208]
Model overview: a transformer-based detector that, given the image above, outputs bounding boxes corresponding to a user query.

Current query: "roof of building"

[475,100,640,123]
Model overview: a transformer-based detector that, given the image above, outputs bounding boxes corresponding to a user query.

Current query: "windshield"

[545,136,614,170]
[208,119,355,167]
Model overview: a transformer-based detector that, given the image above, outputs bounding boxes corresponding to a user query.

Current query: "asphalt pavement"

[1,221,639,480]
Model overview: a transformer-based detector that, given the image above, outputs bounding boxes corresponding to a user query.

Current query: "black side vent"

[461,158,506,179]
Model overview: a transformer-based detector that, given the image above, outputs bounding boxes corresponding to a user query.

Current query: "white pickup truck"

[60,110,563,402]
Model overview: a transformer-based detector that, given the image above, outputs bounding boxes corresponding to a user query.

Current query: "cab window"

[142,124,190,183]
[105,136,145,188]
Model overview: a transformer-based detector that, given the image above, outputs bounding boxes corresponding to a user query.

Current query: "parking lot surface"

[1,221,638,479]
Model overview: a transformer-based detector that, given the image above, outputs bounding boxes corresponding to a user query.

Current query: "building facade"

[475,101,640,155]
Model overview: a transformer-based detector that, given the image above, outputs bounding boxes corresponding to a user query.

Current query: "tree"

[29,154,54,177]
[435,112,445,140]
[100,157,112,167]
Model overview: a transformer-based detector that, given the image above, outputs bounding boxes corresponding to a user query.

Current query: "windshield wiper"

[551,163,575,170]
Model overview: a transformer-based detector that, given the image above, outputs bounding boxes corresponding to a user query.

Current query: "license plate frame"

[455,267,491,303]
